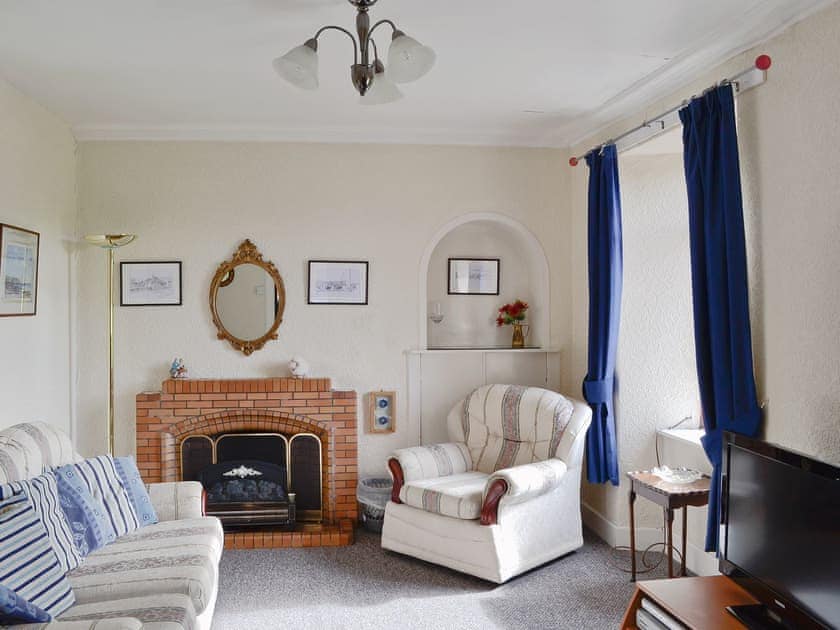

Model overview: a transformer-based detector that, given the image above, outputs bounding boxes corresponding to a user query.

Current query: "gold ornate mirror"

[210,240,286,355]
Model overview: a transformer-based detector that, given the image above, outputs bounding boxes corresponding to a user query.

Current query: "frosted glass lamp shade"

[273,41,319,90]
[387,31,436,83]
[360,66,403,105]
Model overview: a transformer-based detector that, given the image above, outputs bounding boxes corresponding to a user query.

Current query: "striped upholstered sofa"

[382,384,592,583]
[0,422,222,630]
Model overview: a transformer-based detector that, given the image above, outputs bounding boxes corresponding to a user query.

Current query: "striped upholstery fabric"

[0,422,79,484]
[451,385,574,474]
[399,471,487,520]
[391,443,472,483]
[58,593,197,630]
[58,456,139,537]
[0,493,75,616]
[1,472,83,573]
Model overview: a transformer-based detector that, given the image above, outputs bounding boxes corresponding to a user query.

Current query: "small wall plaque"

[368,390,396,434]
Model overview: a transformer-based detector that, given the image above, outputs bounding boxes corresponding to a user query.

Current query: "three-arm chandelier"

[273,0,435,105]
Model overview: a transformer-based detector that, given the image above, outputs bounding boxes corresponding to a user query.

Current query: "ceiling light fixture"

[273,0,435,104]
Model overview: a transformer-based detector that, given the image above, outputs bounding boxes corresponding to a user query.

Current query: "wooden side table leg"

[629,487,637,582]
[681,505,688,577]
[666,507,675,578]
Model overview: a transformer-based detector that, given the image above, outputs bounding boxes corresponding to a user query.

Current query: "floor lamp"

[84,234,136,455]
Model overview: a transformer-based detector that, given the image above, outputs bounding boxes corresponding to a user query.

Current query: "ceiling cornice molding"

[71,123,558,148]
[545,0,838,149]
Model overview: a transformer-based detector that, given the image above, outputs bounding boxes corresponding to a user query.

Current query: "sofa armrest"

[10,619,144,630]
[480,459,568,525]
[146,481,205,521]
[387,443,472,504]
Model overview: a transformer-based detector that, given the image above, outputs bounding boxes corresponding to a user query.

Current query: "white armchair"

[381,384,592,583]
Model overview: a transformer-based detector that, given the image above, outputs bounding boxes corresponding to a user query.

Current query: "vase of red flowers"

[496,299,530,348]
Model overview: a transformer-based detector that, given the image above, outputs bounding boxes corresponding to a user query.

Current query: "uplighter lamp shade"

[360,65,403,105]
[387,31,435,84]
[273,42,319,90]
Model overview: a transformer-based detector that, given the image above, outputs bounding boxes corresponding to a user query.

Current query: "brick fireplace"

[136,377,357,548]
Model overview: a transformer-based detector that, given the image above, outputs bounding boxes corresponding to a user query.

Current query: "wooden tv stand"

[621,576,758,629]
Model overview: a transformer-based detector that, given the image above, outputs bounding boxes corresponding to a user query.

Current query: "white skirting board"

[581,501,719,577]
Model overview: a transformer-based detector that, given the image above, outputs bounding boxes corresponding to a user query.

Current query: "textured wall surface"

[0,77,76,434]
[569,1,840,562]
[76,142,572,474]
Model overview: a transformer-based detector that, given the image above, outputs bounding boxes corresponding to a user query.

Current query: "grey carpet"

[212,528,674,630]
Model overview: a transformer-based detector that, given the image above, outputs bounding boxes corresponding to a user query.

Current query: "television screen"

[722,436,840,629]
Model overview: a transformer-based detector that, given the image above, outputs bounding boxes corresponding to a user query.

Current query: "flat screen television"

[720,432,840,629]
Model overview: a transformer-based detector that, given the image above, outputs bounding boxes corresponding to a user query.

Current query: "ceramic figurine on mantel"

[169,357,189,379]
[496,300,530,348]
[289,356,310,379]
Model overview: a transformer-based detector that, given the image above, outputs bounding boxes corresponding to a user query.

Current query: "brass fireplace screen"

[180,432,323,522]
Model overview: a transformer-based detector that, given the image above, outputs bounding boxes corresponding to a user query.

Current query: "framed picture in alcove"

[0,224,40,317]
[447,258,500,295]
[368,391,396,434]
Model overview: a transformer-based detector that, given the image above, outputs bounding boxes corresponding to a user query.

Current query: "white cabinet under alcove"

[406,348,562,445]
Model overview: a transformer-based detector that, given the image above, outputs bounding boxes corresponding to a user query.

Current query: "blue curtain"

[680,85,761,552]
[583,144,622,486]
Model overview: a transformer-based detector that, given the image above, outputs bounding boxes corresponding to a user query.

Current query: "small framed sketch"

[308,260,369,305]
[120,261,182,306]
[369,391,396,434]
[0,224,39,317]
[448,258,500,295]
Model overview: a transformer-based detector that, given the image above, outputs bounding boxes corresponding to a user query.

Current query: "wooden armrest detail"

[201,488,207,517]
[388,458,404,504]
[480,478,508,526]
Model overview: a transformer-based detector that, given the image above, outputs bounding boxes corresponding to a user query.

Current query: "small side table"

[626,470,710,581]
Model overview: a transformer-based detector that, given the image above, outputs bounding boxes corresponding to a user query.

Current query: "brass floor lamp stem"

[108,246,115,456]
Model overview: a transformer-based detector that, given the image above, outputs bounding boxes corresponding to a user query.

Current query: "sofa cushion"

[54,464,117,555]
[92,517,224,564]
[57,457,139,537]
[451,384,574,474]
[399,471,488,520]
[67,546,217,615]
[0,581,51,624]
[1,472,83,573]
[58,593,197,630]
[114,456,158,528]
[0,493,75,617]
[0,421,79,484]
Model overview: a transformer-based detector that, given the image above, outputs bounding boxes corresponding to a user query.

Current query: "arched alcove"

[418,213,550,350]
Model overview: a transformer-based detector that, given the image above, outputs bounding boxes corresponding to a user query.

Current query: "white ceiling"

[0,0,832,146]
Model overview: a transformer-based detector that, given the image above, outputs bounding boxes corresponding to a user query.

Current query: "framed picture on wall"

[307,260,369,305]
[0,224,40,317]
[447,258,500,295]
[120,261,183,306]
[368,391,396,433]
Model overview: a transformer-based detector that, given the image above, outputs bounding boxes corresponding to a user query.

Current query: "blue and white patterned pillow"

[53,465,117,555]
[57,456,139,538]
[0,582,51,624]
[0,471,83,572]
[0,493,75,616]
[114,456,158,527]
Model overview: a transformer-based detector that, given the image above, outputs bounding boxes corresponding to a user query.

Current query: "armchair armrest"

[480,459,568,525]
[387,443,472,504]
[146,481,205,521]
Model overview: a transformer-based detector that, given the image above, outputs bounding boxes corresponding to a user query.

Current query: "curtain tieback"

[582,377,614,405]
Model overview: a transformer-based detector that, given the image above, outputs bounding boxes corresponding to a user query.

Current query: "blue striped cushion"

[0,582,51,624]
[114,456,158,528]
[53,466,116,555]
[58,456,139,538]
[0,472,82,573]
[0,493,75,616]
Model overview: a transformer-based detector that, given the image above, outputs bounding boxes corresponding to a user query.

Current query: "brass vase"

[511,322,525,349]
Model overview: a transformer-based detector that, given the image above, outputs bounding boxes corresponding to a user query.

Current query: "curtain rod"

[568,54,772,167]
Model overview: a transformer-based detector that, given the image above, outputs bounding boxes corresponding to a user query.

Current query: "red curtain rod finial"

[569,157,579,167]
[755,54,772,71]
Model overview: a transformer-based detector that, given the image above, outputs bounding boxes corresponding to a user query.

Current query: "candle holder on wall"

[429,301,444,324]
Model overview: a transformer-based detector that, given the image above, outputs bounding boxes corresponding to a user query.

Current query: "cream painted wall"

[569,2,840,564]
[76,142,572,474]
[0,77,76,435]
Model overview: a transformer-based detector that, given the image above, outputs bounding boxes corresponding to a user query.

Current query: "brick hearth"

[136,377,357,548]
